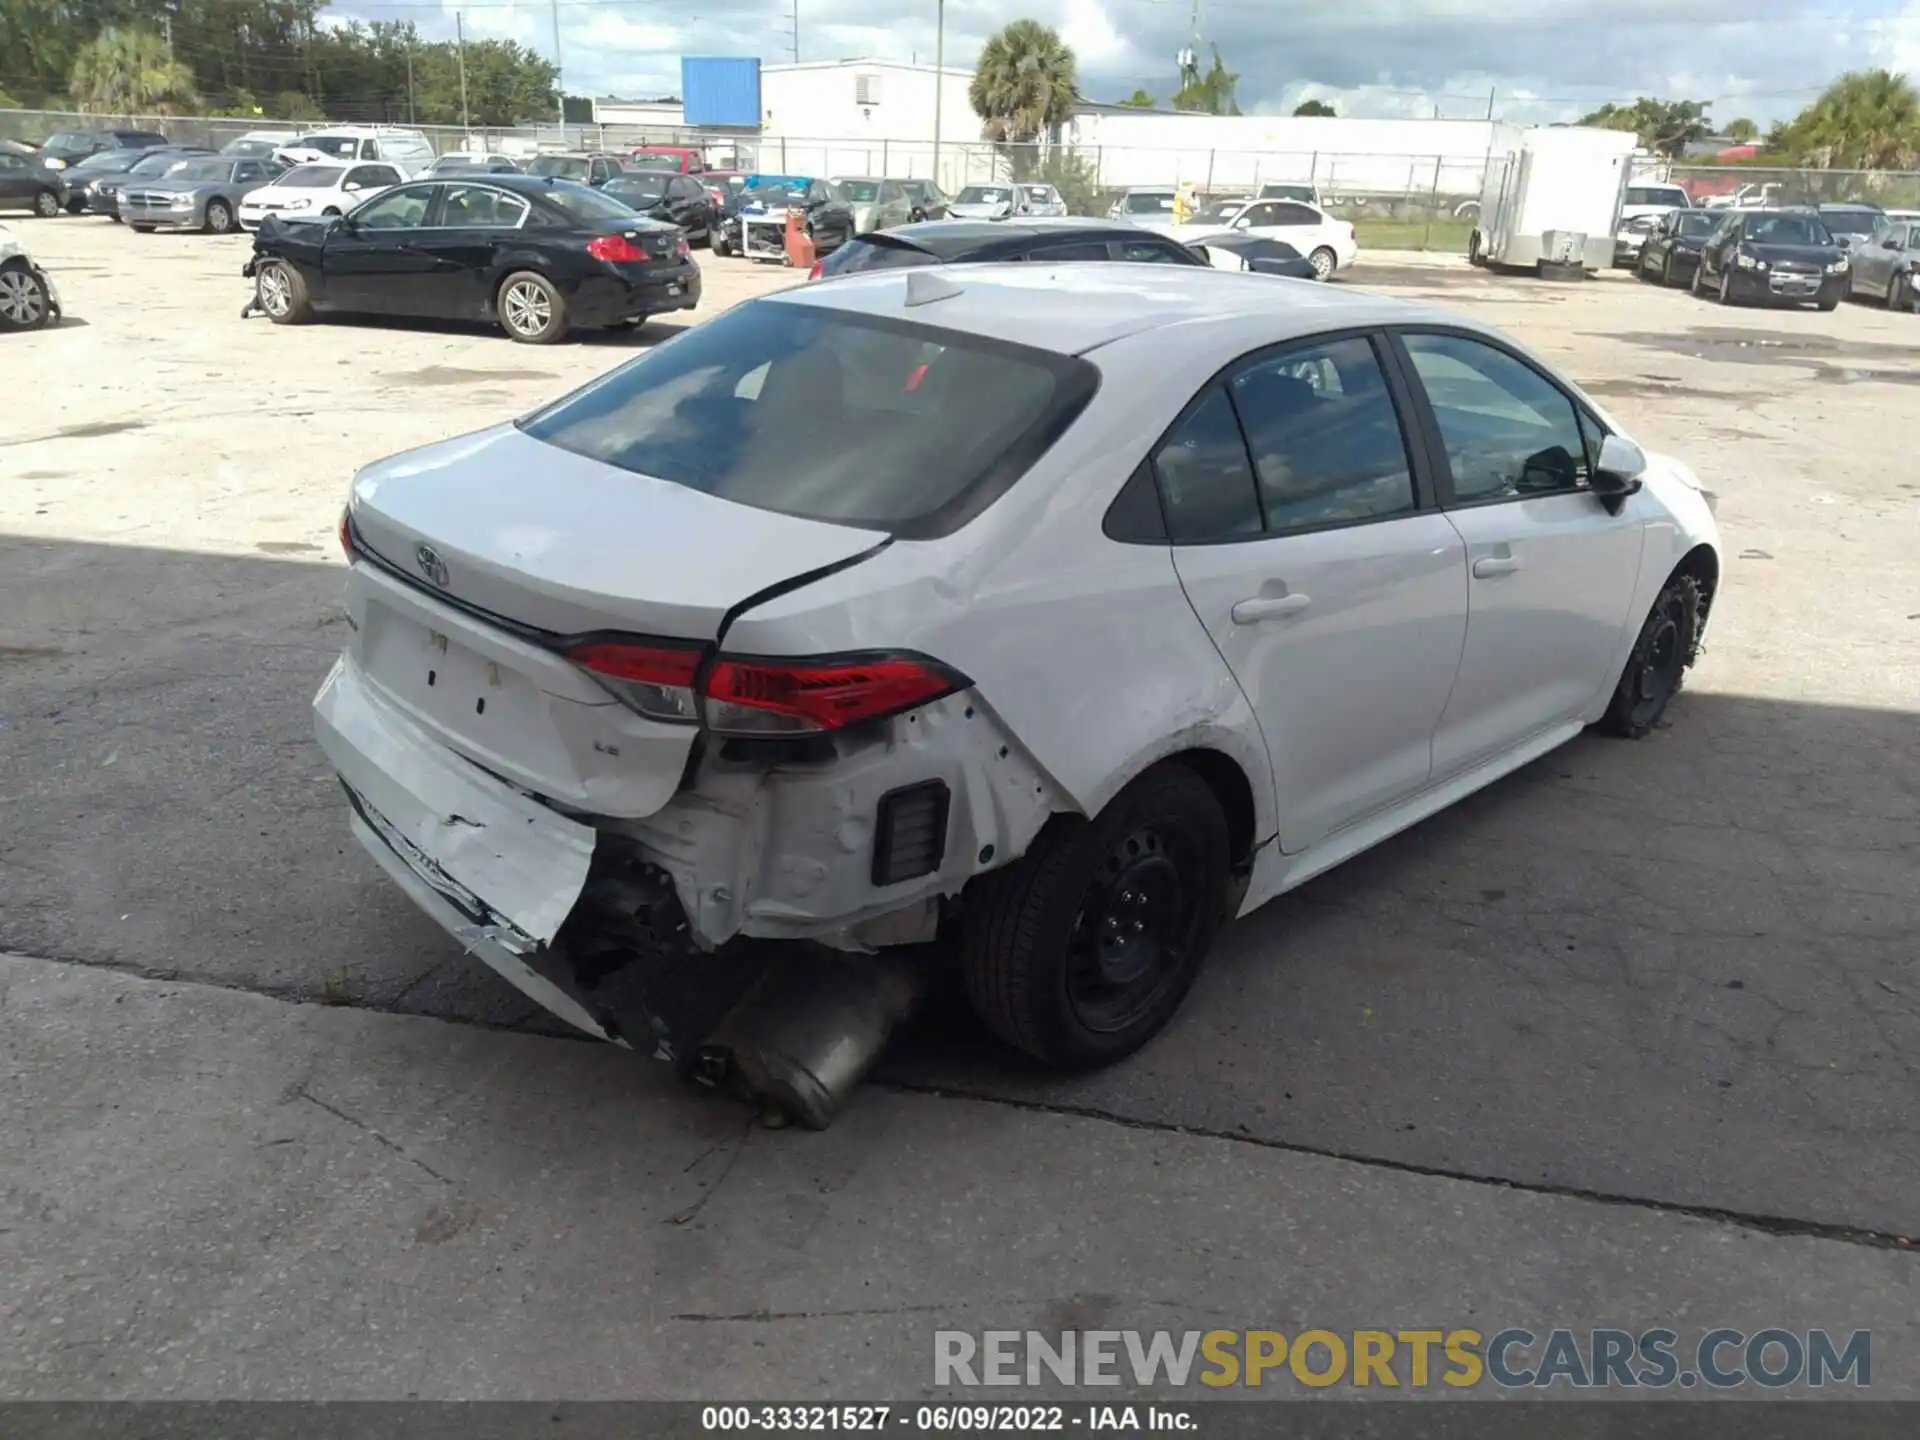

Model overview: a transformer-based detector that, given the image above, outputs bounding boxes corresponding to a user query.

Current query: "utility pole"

[455,11,471,135]
[1486,86,1495,120]
[161,14,172,53]
[551,0,566,140]
[406,35,415,124]
[931,0,944,190]
[792,0,799,63]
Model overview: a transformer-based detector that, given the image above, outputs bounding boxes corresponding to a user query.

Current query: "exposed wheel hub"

[1068,827,1193,1031]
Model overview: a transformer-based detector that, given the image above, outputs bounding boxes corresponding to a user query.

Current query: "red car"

[700,169,746,213]
[629,146,705,175]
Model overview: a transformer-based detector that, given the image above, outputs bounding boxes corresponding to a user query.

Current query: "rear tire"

[1598,572,1702,739]
[130,225,155,234]
[1718,267,1737,305]
[0,260,52,331]
[959,762,1231,1070]
[711,229,731,257]
[496,269,569,344]
[33,188,60,218]
[254,258,314,325]
[204,199,236,234]
[1308,246,1336,281]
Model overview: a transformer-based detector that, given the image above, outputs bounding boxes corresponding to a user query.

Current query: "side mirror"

[1591,434,1647,515]
[1884,237,1902,249]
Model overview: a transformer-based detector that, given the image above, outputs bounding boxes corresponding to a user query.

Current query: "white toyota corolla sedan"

[315,264,1720,1078]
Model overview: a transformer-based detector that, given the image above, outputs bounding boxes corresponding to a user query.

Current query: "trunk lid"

[347,421,887,640]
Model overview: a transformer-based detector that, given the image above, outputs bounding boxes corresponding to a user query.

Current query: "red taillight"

[705,655,963,735]
[807,260,824,280]
[567,642,965,735]
[676,236,691,261]
[566,640,702,724]
[586,233,648,262]
[338,506,356,559]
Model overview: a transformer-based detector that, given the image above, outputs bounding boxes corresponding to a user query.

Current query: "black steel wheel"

[960,761,1231,1068]
[1599,572,1703,739]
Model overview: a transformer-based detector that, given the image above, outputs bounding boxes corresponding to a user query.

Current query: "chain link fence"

[1668,164,1920,210]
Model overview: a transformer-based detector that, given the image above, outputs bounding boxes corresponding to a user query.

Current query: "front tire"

[496,269,569,344]
[1718,267,1737,305]
[205,199,235,234]
[1598,572,1703,739]
[0,260,52,331]
[33,188,60,218]
[254,258,313,324]
[1308,246,1337,281]
[960,762,1231,1069]
[130,224,155,234]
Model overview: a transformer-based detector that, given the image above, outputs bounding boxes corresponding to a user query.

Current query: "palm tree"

[1778,70,1920,169]
[1723,117,1758,143]
[969,20,1076,145]
[69,27,200,119]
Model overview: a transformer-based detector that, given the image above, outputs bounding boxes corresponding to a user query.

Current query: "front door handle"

[1231,593,1311,623]
[1472,555,1521,579]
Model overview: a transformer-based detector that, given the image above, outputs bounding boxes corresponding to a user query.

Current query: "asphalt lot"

[3,218,1919,1400]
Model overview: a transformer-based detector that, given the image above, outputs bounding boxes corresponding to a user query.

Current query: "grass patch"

[1353,218,1475,253]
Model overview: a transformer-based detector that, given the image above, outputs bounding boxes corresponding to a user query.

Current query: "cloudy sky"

[326,0,1920,127]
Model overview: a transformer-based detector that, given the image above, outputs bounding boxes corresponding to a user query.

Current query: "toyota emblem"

[414,544,450,589]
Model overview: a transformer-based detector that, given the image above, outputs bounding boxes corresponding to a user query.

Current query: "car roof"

[770,262,1451,357]
[869,216,1169,255]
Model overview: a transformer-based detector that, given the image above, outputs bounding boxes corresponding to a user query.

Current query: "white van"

[274,126,437,177]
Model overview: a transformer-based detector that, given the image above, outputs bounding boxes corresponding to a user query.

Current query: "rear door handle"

[1231,593,1312,623]
[1472,555,1521,579]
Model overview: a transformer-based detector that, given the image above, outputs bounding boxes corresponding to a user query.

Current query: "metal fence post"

[1423,155,1442,250]
[882,138,889,175]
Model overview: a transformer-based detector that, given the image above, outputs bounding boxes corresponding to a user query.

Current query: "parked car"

[0,149,65,217]
[426,153,522,175]
[719,176,856,260]
[1149,197,1358,280]
[628,145,706,175]
[221,131,303,160]
[1253,182,1321,205]
[1815,203,1883,253]
[1619,182,1692,223]
[812,218,1207,279]
[526,152,626,187]
[947,183,1030,220]
[1634,208,1721,287]
[1018,182,1069,218]
[1847,213,1920,310]
[119,155,281,233]
[274,127,437,176]
[311,264,1720,1099]
[0,223,59,330]
[834,176,916,234]
[239,161,404,230]
[1612,210,1664,269]
[1692,209,1849,309]
[711,173,811,256]
[700,169,748,217]
[35,128,169,171]
[1182,232,1319,279]
[66,145,211,218]
[1108,186,1178,221]
[1702,181,1786,210]
[898,179,950,221]
[245,174,699,344]
[0,139,41,160]
[601,169,715,243]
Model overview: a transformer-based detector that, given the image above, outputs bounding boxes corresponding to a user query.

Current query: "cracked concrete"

[1,226,1918,1395]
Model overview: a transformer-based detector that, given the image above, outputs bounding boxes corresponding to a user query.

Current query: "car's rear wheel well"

[1672,542,1719,657]
[1163,748,1257,872]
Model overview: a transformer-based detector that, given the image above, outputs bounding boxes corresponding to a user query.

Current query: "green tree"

[1293,99,1336,117]
[1771,70,1920,169]
[1723,117,1758,142]
[1576,97,1713,156]
[69,26,201,116]
[1172,45,1239,116]
[1120,88,1156,108]
[968,19,1076,144]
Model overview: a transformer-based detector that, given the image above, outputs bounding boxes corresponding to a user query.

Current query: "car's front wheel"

[0,260,52,331]
[496,270,569,344]
[1717,267,1738,305]
[1599,571,1703,739]
[254,258,313,324]
[1308,246,1337,281]
[960,761,1231,1069]
[204,199,236,234]
[33,188,60,218]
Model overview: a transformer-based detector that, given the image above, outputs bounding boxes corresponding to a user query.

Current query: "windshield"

[1021,185,1057,201]
[1123,191,1175,214]
[1675,212,1718,238]
[222,139,282,158]
[1820,209,1879,237]
[519,301,1093,532]
[130,151,194,176]
[956,186,1010,205]
[745,177,805,200]
[529,155,590,179]
[605,175,668,203]
[838,180,881,202]
[44,132,94,151]
[632,152,685,170]
[1626,187,1688,207]
[541,182,640,222]
[280,164,345,188]
[1192,201,1243,225]
[1746,214,1834,246]
[431,155,485,172]
[170,159,232,184]
[297,136,360,158]
[70,150,140,175]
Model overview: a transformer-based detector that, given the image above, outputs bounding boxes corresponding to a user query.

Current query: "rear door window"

[518,301,1098,534]
[1027,241,1110,262]
[1152,388,1264,544]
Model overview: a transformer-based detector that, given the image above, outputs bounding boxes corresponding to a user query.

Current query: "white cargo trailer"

[1469,124,1638,276]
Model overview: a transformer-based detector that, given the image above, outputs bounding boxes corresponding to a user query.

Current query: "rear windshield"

[518,300,1097,534]
[1625,186,1688,207]
[817,237,940,276]
[1820,209,1879,236]
[605,175,669,203]
[528,155,589,179]
[956,186,1012,204]
[299,136,360,158]
[222,139,281,158]
[541,182,638,222]
[839,180,881,202]
[1123,191,1175,213]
